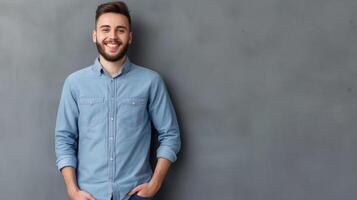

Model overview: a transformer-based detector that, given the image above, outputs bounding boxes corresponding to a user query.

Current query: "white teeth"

[107,44,118,48]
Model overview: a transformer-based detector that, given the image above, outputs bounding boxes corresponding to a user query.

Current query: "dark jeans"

[111,194,152,200]
[129,195,152,200]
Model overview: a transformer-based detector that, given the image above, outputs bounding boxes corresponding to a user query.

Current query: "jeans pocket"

[130,194,152,200]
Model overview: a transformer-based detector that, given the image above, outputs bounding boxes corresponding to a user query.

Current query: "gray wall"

[1,0,357,199]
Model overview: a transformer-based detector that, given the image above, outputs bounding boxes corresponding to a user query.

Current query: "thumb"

[84,192,96,200]
[128,185,143,196]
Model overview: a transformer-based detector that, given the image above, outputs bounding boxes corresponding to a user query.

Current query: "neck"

[99,55,127,77]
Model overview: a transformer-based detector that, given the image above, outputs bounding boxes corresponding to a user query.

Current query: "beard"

[95,38,129,62]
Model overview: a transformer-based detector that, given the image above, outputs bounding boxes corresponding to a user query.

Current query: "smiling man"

[54,2,181,200]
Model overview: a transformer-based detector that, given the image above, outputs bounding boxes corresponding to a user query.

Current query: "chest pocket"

[78,97,106,130]
[118,97,147,128]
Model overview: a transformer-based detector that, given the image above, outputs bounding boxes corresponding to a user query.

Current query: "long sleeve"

[149,75,181,163]
[55,76,79,172]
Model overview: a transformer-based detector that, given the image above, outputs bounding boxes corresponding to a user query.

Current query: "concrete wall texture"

[1,0,357,199]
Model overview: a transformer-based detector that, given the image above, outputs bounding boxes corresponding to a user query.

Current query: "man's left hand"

[127,181,160,198]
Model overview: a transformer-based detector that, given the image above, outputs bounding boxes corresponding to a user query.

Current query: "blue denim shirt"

[55,57,181,200]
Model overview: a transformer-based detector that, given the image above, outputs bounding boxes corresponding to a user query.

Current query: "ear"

[128,31,133,44]
[92,29,97,43]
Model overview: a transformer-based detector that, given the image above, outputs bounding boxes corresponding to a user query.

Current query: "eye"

[117,29,125,33]
[102,28,110,33]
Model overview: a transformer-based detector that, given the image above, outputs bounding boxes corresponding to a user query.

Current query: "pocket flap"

[121,97,146,106]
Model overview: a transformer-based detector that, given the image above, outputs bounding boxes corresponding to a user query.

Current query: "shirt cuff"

[56,155,77,173]
[156,145,177,163]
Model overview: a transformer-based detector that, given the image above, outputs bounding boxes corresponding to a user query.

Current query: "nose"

[109,30,118,39]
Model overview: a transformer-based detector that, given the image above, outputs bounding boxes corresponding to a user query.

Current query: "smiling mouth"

[105,42,121,52]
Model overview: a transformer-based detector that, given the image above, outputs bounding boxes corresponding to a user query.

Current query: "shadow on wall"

[128,19,187,200]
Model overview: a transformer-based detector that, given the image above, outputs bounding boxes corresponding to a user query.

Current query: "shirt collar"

[92,56,132,77]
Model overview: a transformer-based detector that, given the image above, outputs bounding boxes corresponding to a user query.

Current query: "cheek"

[95,34,106,41]
[120,35,130,43]
[98,38,108,45]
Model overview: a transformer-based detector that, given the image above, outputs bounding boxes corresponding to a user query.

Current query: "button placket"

[108,77,116,182]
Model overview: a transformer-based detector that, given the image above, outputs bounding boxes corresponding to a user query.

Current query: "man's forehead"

[97,13,129,26]
[98,24,128,30]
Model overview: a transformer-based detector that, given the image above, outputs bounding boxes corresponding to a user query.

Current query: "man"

[54,2,181,200]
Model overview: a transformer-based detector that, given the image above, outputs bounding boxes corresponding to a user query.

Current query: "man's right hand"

[60,167,96,200]
[68,189,96,200]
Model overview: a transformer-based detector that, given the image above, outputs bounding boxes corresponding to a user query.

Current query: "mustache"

[103,39,122,45]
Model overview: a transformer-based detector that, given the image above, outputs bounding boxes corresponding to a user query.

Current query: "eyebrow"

[99,25,128,30]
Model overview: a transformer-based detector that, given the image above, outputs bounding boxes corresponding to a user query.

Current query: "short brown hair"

[95,1,131,30]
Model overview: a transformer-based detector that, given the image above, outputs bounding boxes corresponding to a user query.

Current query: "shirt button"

[110,117,114,121]
[132,102,135,105]
[110,158,113,161]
